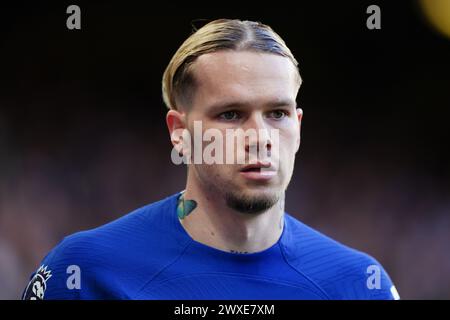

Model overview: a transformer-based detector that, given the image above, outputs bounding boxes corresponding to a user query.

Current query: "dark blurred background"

[0,1,449,299]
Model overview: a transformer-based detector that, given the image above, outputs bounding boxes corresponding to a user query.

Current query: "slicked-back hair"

[162,19,301,110]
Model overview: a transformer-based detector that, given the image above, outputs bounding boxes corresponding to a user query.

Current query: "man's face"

[182,50,302,213]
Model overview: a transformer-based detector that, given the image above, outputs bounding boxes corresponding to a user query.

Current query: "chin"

[224,187,281,214]
[239,185,281,200]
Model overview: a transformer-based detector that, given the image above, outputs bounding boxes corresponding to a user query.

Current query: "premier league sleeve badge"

[22,265,53,300]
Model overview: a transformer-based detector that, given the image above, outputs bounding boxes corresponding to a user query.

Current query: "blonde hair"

[162,19,300,110]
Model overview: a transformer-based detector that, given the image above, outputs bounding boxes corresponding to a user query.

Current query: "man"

[22,19,399,300]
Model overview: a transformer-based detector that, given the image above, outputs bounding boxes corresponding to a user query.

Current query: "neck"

[179,173,285,254]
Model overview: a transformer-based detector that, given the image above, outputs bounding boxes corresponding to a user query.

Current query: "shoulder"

[281,214,400,300]
[51,192,183,262]
[22,193,188,300]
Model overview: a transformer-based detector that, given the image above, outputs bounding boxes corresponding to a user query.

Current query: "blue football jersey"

[22,192,399,300]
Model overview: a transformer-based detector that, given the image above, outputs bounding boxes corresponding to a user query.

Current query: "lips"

[240,161,272,172]
[239,162,277,181]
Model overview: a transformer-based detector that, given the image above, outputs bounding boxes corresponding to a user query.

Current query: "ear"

[295,108,303,152]
[166,109,186,156]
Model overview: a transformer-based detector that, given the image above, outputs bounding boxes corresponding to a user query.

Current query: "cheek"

[197,163,234,180]
[275,130,299,172]
[278,129,300,155]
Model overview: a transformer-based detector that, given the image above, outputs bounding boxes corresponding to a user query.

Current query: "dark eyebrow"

[270,100,297,108]
[207,101,245,114]
[207,99,296,113]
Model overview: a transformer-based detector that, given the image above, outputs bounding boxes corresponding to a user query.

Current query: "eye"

[219,111,240,121]
[268,110,288,120]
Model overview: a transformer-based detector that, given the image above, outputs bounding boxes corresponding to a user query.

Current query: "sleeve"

[21,236,86,300]
[353,254,400,300]
[316,250,401,300]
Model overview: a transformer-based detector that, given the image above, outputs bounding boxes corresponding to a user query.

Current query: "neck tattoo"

[230,250,250,254]
[177,193,197,219]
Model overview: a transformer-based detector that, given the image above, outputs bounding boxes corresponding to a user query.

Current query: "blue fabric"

[23,192,397,300]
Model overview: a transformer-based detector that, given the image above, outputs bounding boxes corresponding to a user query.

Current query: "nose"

[244,112,272,156]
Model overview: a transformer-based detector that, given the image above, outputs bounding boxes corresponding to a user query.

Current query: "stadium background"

[0,1,449,299]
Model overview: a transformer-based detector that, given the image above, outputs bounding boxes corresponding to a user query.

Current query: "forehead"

[189,51,300,109]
